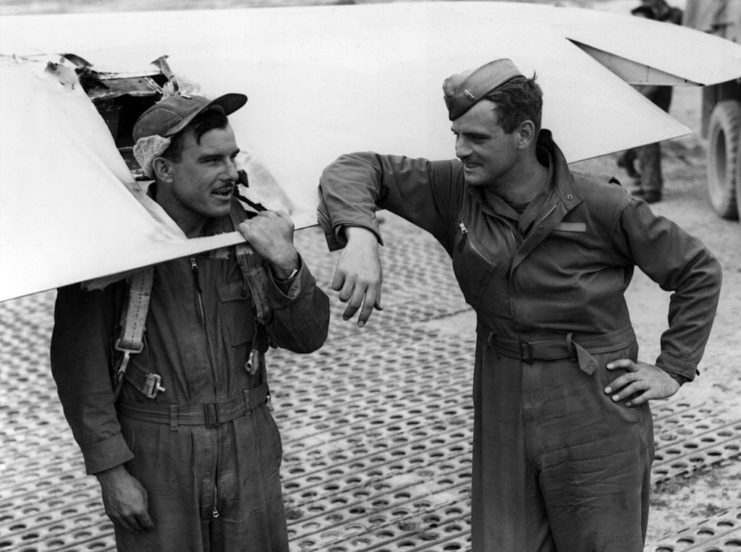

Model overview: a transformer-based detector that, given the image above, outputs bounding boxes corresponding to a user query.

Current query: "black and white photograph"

[1,0,740,551]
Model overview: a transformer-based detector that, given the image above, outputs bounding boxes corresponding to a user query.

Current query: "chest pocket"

[217,281,255,347]
[451,221,497,308]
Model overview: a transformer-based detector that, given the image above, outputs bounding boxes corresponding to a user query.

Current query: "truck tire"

[707,100,741,220]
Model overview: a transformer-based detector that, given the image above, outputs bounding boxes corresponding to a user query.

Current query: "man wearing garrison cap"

[51,92,330,551]
[317,58,720,550]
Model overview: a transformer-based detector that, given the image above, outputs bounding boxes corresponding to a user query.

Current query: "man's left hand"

[238,211,300,278]
[604,359,680,407]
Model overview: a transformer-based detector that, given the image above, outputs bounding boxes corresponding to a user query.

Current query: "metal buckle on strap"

[113,338,145,382]
[142,374,166,399]
[115,337,145,355]
[519,340,533,364]
[204,403,220,429]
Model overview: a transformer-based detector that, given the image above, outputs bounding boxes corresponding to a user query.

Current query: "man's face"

[451,99,520,187]
[157,124,240,234]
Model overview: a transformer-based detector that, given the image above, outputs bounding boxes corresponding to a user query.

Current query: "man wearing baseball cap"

[51,92,330,551]
[317,59,721,550]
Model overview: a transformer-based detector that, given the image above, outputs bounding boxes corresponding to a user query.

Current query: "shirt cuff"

[656,353,699,385]
[268,255,305,302]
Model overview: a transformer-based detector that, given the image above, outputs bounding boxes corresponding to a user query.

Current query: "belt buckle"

[204,403,220,428]
[519,340,533,364]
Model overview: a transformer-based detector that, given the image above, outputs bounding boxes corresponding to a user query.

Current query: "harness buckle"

[113,338,145,389]
[114,349,132,383]
[519,340,534,364]
[114,337,145,355]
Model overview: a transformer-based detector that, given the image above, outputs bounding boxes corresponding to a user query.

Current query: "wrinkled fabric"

[133,134,172,177]
[317,130,721,551]
[318,130,721,380]
[114,407,288,552]
[51,200,330,552]
[473,339,653,551]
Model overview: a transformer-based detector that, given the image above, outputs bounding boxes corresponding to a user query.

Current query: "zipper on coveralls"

[190,257,219,386]
[190,257,221,519]
[457,221,469,252]
[458,220,493,261]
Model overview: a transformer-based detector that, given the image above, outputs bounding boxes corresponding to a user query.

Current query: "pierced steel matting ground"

[653,508,741,552]
[1,217,740,552]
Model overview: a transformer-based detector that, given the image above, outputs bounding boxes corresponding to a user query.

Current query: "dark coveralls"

[51,204,330,552]
[318,130,721,552]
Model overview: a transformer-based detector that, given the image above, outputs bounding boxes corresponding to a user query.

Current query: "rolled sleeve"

[82,434,135,475]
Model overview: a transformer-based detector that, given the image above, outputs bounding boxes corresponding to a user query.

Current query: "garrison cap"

[133,93,247,142]
[442,58,523,121]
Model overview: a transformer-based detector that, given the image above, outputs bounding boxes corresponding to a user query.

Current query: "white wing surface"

[2,2,741,301]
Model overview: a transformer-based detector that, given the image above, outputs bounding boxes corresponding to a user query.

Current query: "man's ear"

[516,120,537,150]
[151,157,174,183]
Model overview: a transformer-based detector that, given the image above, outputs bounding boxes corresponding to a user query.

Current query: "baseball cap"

[132,93,247,142]
[443,58,523,121]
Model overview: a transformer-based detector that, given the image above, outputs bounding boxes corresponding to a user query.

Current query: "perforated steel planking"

[653,507,741,552]
[652,403,741,486]
[1,216,740,552]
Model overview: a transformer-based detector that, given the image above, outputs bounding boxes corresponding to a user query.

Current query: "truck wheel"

[707,100,741,220]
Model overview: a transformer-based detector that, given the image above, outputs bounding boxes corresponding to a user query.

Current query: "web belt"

[487,326,636,373]
[118,384,269,430]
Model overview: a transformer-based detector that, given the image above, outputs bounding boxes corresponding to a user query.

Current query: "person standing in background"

[616,0,683,203]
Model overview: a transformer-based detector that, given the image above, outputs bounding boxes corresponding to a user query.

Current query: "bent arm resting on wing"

[317,152,465,325]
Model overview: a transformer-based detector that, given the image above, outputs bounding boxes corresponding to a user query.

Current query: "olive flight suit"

[317,130,721,551]
[51,202,330,552]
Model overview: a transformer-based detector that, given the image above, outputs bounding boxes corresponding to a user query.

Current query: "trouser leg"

[471,344,554,552]
[637,143,663,196]
[536,343,653,552]
[115,419,209,552]
[213,405,289,552]
[471,339,653,552]
[617,148,640,179]
[116,404,289,552]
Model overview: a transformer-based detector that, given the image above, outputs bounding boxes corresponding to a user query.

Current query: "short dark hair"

[161,107,229,161]
[484,75,543,134]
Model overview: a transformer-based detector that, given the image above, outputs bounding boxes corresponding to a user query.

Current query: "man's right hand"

[332,226,383,327]
[96,465,154,534]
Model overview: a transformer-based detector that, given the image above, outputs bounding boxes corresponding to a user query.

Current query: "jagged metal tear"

[570,40,702,86]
